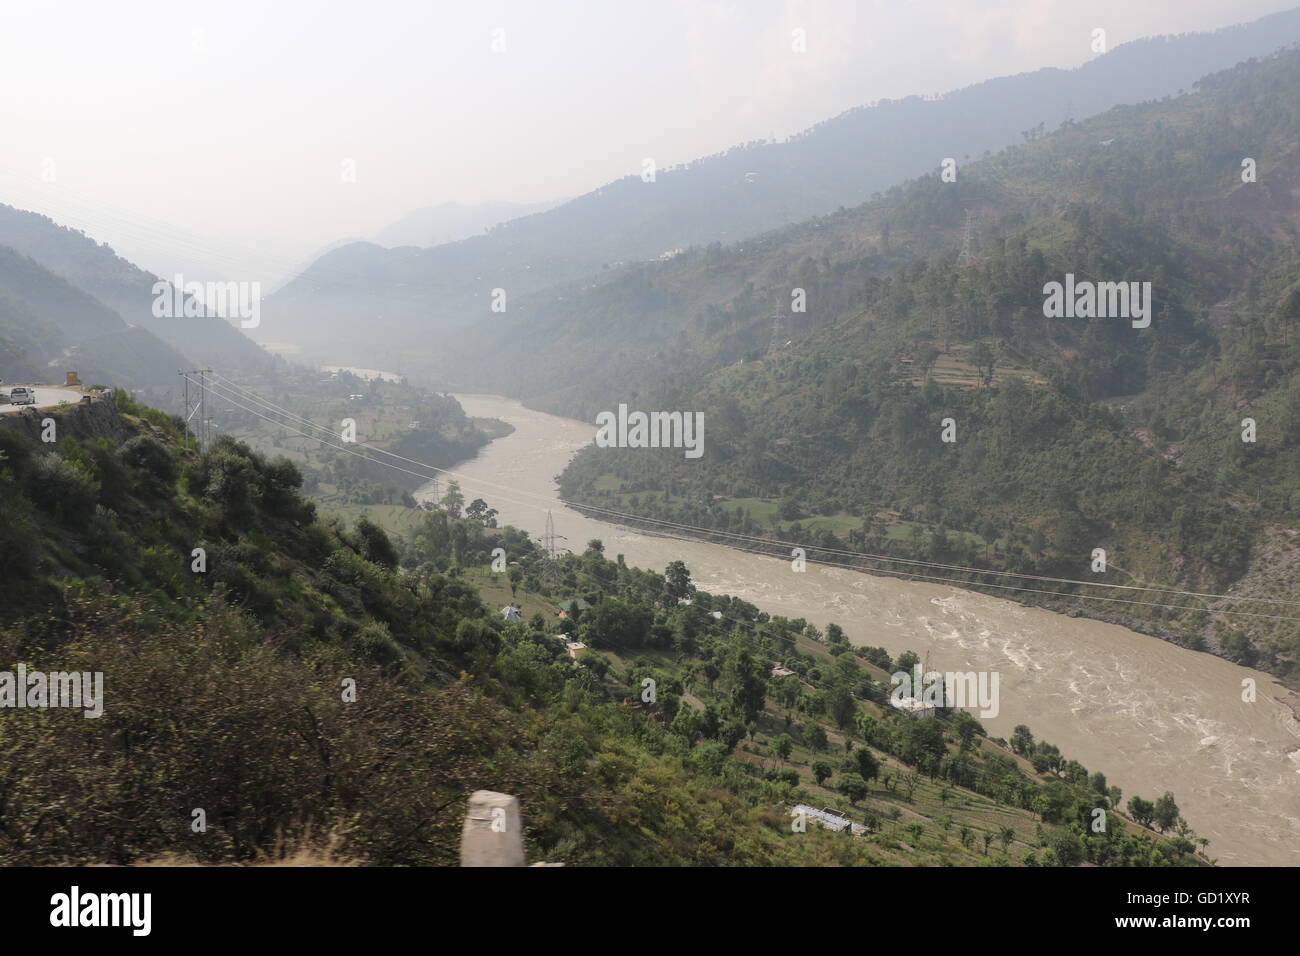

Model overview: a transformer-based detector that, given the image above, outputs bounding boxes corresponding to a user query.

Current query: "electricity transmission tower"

[544,511,557,562]
[541,510,567,588]
[180,368,213,452]
[957,208,979,267]
[767,313,786,355]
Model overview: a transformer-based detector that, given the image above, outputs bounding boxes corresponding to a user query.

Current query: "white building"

[790,804,867,836]
[889,696,937,719]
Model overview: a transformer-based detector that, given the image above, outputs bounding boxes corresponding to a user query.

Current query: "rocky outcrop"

[0,391,131,444]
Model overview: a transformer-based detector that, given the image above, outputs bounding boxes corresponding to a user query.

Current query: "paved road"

[0,386,85,413]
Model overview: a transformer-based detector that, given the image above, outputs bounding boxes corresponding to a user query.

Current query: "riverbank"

[432,393,1300,866]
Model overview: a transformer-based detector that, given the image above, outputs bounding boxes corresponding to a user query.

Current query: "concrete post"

[460,790,525,867]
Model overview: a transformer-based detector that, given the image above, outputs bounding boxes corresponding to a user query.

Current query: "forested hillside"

[0,394,1207,866]
[0,244,190,394]
[551,48,1300,680]
[0,204,271,374]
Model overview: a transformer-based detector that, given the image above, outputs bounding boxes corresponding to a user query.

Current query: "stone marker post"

[460,790,525,867]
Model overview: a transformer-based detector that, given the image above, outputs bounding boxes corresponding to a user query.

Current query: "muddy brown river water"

[429,393,1299,865]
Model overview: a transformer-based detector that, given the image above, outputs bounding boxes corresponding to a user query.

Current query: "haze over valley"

[1,3,1297,914]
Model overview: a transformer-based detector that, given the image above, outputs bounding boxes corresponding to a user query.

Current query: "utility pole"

[200,368,207,450]
[181,370,190,450]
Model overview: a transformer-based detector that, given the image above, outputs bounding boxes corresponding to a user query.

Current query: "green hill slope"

[551,48,1300,680]
[0,244,192,393]
[0,393,1206,866]
[0,204,271,373]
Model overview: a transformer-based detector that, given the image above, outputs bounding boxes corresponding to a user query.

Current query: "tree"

[804,722,828,752]
[901,770,921,801]
[1152,792,1180,833]
[664,560,694,601]
[998,825,1015,851]
[850,747,880,782]
[978,517,1000,559]
[1044,828,1084,866]
[970,341,997,386]
[837,773,869,805]
[1028,525,1048,559]
[916,345,941,379]
[582,598,653,649]
[722,646,767,723]
[465,498,498,526]
[772,734,793,764]
[440,481,464,519]
[1127,795,1156,829]
[827,686,856,729]
[354,517,398,569]
[811,760,834,786]
[1010,724,1035,755]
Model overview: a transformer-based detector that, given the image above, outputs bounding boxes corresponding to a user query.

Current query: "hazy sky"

[0,0,1294,282]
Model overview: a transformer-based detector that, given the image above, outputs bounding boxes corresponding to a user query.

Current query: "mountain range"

[0,203,273,399]
[259,6,1300,370]
[540,46,1300,680]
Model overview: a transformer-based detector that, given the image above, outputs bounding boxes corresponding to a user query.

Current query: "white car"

[9,387,37,406]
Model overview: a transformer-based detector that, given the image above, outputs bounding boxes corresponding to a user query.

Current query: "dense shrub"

[25,453,99,523]
[118,434,177,485]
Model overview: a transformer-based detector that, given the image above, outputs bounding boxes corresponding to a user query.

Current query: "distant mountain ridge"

[261,6,1300,370]
[373,199,565,248]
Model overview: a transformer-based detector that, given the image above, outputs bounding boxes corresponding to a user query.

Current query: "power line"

[187,375,444,485]
[196,373,1300,614]
[208,374,1284,604]
[185,374,1300,623]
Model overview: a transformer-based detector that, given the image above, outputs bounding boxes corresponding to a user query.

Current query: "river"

[428,393,1299,866]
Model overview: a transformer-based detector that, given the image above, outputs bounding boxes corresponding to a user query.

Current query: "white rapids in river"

[425,393,1300,866]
